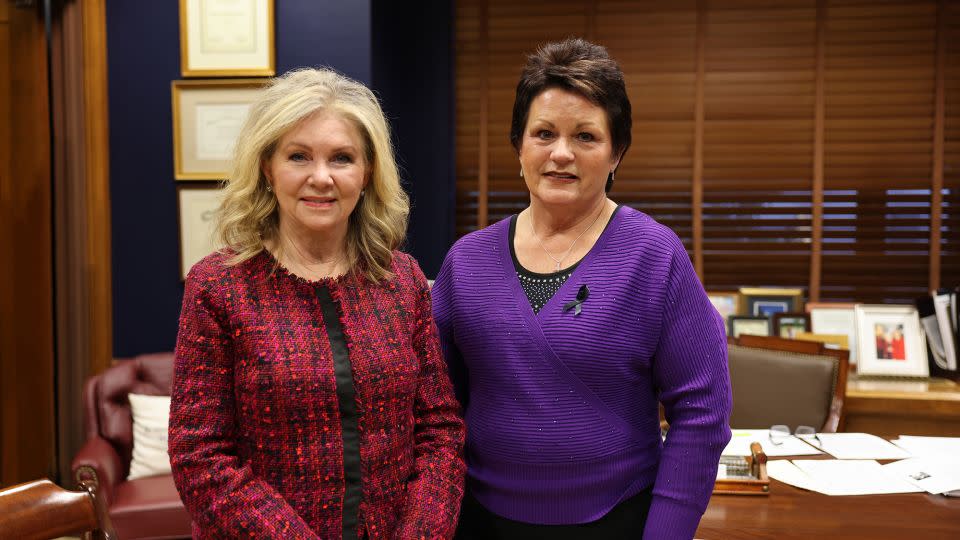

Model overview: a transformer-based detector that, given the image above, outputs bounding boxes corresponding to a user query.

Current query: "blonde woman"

[169,68,466,539]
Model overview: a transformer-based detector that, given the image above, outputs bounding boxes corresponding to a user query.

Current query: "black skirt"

[454,487,653,540]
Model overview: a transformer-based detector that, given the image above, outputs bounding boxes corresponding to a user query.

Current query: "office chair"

[728,335,849,432]
[0,478,115,540]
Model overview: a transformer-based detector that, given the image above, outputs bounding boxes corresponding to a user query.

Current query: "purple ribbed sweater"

[432,206,732,540]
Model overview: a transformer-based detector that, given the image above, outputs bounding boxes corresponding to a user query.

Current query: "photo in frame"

[172,79,265,180]
[854,305,929,377]
[177,183,224,280]
[179,0,275,77]
[806,302,859,365]
[739,287,804,317]
[707,291,742,325]
[729,316,771,338]
[773,313,810,339]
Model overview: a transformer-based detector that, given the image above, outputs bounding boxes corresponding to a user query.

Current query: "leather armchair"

[0,478,115,539]
[71,352,191,539]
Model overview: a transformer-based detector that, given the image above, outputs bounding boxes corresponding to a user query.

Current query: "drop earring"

[266,185,272,192]
[520,168,524,178]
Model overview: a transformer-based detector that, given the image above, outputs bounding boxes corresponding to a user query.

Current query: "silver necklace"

[529,205,605,272]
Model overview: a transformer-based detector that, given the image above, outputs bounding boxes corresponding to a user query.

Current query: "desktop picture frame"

[172,79,265,180]
[708,291,742,324]
[177,183,224,280]
[807,302,859,365]
[739,287,804,317]
[855,305,929,377]
[729,316,772,338]
[773,313,810,339]
[179,0,275,77]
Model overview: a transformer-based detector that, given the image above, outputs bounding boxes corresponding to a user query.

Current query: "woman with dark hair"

[432,39,732,539]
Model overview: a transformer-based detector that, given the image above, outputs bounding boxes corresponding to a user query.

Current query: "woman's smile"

[542,170,579,182]
[301,196,337,209]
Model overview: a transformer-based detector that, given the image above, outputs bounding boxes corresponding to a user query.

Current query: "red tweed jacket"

[169,250,466,539]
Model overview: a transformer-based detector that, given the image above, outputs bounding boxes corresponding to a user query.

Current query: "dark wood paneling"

[81,0,112,376]
[0,2,55,485]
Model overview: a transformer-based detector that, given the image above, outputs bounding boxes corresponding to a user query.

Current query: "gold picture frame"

[738,287,805,317]
[794,332,850,352]
[179,0,275,77]
[172,79,265,180]
[177,183,224,280]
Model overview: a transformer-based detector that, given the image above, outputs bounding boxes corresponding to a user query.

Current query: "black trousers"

[454,487,653,540]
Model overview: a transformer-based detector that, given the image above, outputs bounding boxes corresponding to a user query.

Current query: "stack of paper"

[882,457,960,496]
[767,459,921,496]
[888,436,960,496]
[799,432,911,460]
[891,435,960,458]
[722,429,822,457]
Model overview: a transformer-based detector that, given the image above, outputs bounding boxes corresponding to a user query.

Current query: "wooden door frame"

[48,0,112,483]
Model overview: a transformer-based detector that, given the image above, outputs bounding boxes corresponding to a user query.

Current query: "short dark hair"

[509,37,632,188]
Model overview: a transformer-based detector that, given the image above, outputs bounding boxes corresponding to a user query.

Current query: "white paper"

[800,432,912,460]
[882,457,960,495]
[791,460,921,496]
[891,436,960,458]
[195,103,250,161]
[767,460,823,492]
[722,430,823,457]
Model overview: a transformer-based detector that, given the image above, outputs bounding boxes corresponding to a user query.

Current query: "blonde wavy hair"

[216,68,409,283]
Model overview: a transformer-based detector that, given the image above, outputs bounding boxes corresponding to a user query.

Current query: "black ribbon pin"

[563,285,589,316]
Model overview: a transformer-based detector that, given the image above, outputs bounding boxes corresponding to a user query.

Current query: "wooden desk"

[844,377,960,437]
[698,478,960,539]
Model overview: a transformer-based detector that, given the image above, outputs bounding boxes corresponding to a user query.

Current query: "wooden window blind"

[945,0,960,287]
[455,0,958,303]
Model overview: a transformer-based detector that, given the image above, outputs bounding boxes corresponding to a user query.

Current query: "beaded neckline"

[259,249,355,287]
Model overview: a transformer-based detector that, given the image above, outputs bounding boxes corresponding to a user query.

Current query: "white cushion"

[127,393,173,480]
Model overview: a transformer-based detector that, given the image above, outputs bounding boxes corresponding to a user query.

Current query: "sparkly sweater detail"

[432,206,732,540]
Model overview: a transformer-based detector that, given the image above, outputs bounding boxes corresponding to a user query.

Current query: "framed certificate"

[179,0,275,77]
[806,302,860,365]
[177,183,224,280]
[172,79,265,180]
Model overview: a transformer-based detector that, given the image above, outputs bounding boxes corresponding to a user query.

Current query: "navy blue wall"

[106,0,183,358]
[107,0,454,356]
[372,2,456,277]
[276,2,372,83]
